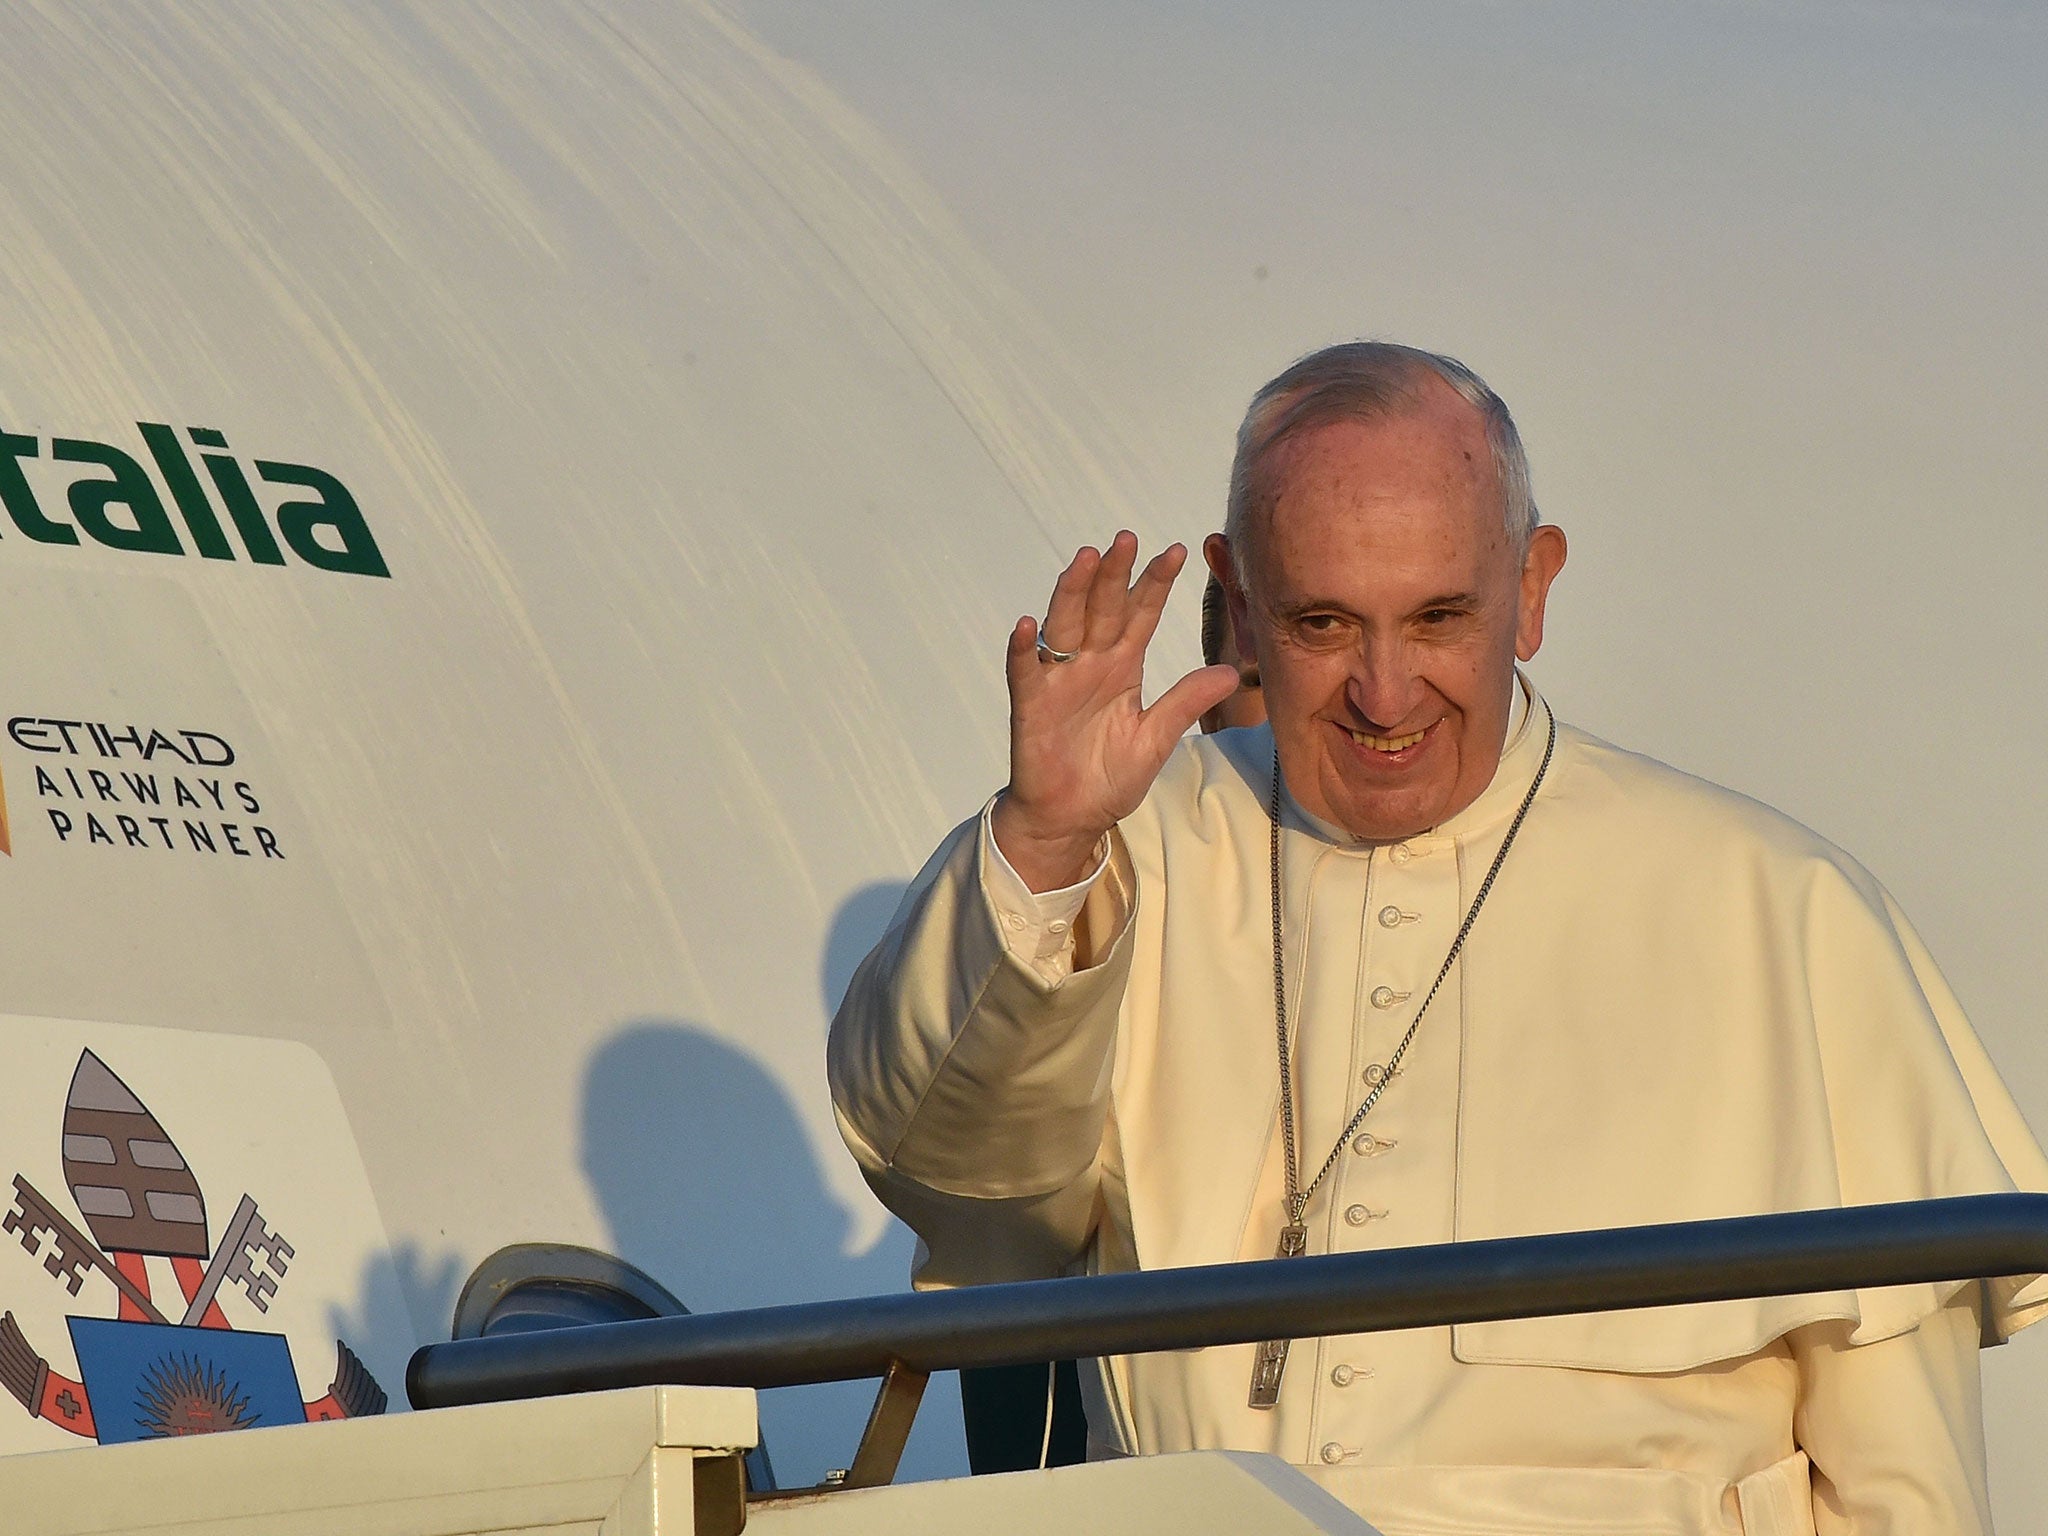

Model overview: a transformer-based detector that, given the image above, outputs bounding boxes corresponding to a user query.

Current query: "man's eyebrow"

[1273,591,1478,611]
[1267,590,1483,621]
[1269,595,1346,620]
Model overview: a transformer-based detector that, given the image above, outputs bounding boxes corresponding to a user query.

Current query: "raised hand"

[992,531,1239,891]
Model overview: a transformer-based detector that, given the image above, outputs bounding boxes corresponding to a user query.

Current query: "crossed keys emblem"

[0,1048,384,1441]
[5,1179,292,1323]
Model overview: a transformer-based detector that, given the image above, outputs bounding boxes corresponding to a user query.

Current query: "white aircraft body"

[0,0,2043,1516]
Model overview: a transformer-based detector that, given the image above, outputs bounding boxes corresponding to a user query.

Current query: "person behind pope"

[827,341,2048,1534]
[1199,572,1266,734]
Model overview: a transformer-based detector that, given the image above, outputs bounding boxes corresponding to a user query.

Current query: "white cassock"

[828,678,2048,1536]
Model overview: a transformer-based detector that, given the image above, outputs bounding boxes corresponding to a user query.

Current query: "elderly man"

[828,342,2048,1534]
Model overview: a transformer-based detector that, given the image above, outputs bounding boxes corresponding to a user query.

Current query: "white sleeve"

[979,798,1112,985]
[826,811,1138,1284]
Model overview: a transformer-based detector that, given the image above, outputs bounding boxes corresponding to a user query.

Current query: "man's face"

[1210,383,1566,842]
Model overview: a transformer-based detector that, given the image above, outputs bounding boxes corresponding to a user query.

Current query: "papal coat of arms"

[0,1049,384,1441]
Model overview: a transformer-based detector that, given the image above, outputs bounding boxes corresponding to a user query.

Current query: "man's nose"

[1345,642,1424,727]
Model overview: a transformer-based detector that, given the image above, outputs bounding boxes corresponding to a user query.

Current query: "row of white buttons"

[1322,1363,1374,1466]
[1326,854,1422,1472]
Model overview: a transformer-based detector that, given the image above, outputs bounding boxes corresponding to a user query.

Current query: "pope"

[828,341,2048,1534]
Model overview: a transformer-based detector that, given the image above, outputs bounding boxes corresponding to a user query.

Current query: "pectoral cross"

[1247,1221,1307,1409]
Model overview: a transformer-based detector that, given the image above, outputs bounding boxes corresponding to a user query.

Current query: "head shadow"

[577,876,959,1483]
[578,1018,903,1311]
[821,879,913,1018]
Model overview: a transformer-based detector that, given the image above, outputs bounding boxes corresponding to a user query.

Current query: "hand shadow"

[323,1238,463,1416]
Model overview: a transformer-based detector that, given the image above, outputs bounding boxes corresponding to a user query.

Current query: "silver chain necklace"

[1248,707,1556,1409]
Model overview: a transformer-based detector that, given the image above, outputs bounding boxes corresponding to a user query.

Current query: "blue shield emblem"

[67,1317,304,1443]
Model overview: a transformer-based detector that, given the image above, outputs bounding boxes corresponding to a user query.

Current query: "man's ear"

[1203,533,1257,666]
[1514,524,1568,662]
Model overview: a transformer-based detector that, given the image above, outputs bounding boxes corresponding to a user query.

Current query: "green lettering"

[53,438,183,555]
[0,429,80,544]
[137,423,233,560]
[199,447,285,565]
[256,460,389,577]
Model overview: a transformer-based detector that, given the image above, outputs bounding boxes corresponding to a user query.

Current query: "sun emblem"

[134,1352,256,1437]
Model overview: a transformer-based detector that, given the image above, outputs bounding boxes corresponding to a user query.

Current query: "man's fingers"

[1040,547,1098,653]
[1145,663,1243,749]
[1006,615,1042,695]
[1121,542,1188,652]
[1083,530,1140,647]
[1028,532,1174,683]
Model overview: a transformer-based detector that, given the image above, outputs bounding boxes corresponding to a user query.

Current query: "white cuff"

[979,799,1109,969]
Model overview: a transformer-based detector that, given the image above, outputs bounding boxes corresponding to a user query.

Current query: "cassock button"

[1320,1442,1348,1465]
[1047,919,1070,934]
[1003,914,1026,932]
[1369,985,1399,1009]
[1377,905,1404,928]
[1330,1364,1357,1387]
[1343,1203,1373,1224]
[1390,844,1415,865]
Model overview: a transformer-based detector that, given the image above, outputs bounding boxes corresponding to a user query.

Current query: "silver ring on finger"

[1035,636,1080,664]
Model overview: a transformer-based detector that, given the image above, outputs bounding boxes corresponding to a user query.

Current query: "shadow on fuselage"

[577,878,967,1485]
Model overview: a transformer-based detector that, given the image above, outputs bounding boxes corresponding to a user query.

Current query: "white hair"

[1222,342,1537,582]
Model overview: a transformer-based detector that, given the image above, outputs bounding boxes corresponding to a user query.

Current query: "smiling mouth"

[1343,729,1425,761]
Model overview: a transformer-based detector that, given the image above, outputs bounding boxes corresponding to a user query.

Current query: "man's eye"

[1419,608,1462,626]
[1288,612,1355,649]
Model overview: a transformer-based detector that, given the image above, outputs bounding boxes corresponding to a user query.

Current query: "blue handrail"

[409,1192,2048,1410]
